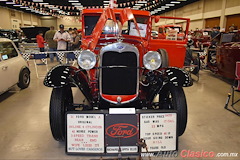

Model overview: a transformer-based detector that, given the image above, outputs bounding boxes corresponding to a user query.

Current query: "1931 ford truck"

[44,8,192,141]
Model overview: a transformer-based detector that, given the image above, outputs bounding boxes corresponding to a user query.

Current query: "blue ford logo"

[117,45,124,49]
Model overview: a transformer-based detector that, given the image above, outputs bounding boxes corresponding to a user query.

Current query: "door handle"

[2,66,8,71]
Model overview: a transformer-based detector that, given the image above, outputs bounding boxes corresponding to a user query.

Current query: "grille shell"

[99,42,139,104]
[102,51,137,95]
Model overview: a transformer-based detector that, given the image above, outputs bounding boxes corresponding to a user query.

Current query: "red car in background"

[188,29,215,49]
[158,25,185,40]
[207,32,240,79]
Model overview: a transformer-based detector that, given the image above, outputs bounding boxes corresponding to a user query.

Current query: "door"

[151,16,190,68]
[0,41,19,93]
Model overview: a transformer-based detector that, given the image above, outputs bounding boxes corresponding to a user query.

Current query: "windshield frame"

[82,9,151,40]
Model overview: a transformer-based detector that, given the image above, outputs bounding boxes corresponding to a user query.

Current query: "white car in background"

[0,38,30,95]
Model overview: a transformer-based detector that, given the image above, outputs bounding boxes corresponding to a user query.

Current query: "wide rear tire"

[159,83,187,136]
[49,86,73,141]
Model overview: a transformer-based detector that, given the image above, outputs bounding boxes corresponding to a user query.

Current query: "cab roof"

[82,8,150,16]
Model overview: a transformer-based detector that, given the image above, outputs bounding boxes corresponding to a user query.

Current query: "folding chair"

[66,51,80,66]
[56,51,65,64]
[224,61,240,116]
[33,52,48,78]
[66,52,75,65]
[21,52,31,61]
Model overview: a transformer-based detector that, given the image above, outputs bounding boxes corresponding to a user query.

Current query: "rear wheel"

[49,86,73,141]
[158,83,187,136]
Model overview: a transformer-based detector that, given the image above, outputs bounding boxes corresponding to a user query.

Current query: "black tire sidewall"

[160,84,188,136]
[49,87,73,141]
[17,69,30,89]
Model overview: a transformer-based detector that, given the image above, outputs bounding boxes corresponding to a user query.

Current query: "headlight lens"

[143,51,161,70]
[77,50,96,70]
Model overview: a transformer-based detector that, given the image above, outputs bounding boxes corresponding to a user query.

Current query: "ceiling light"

[150,11,156,15]
[69,0,79,2]
[0,0,7,1]
[48,5,57,9]
[33,0,43,2]
[166,4,175,6]
[171,1,181,3]
[13,4,22,7]
[162,6,170,8]
[133,6,140,9]
[72,3,81,5]
[138,1,147,3]
[20,6,28,9]
[6,2,15,4]
[103,1,109,3]
[39,3,49,5]
[76,6,84,9]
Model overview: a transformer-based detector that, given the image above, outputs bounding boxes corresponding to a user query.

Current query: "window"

[84,14,149,38]
[102,19,119,35]
[84,15,100,36]
[0,42,18,61]
[128,16,149,37]
[159,28,163,33]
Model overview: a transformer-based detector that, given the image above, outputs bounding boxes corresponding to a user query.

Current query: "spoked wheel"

[191,58,200,75]
[158,83,188,136]
[49,86,73,141]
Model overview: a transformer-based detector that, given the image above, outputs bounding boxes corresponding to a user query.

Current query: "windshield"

[84,14,149,38]
[103,19,120,34]
[221,33,240,43]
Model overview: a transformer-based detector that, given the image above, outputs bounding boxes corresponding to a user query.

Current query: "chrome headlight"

[143,51,162,70]
[77,50,96,70]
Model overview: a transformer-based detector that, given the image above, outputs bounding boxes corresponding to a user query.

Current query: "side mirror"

[154,16,160,23]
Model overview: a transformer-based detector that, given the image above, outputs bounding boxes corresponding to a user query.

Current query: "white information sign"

[67,114,104,153]
[106,146,138,153]
[140,113,177,152]
[129,22,147,37]
[166,29,177,40]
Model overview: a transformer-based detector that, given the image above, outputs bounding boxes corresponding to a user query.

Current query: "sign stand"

[66,109,177,157]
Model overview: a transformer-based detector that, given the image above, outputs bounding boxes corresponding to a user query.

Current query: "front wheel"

[49,86,73,141]
[158,84,188,136]
[17,69,30,89]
